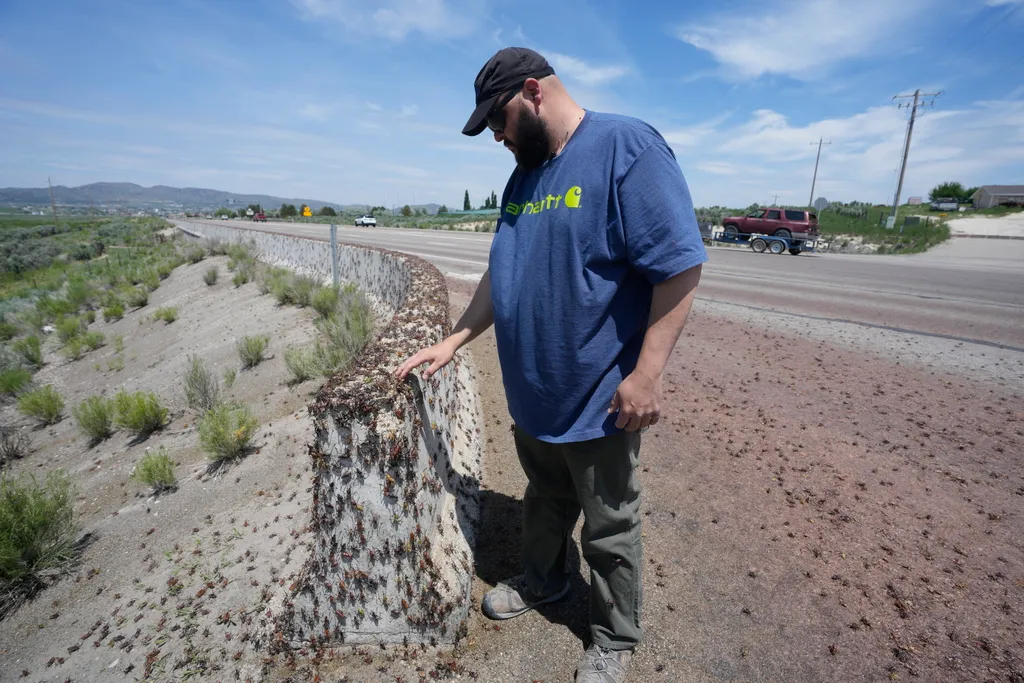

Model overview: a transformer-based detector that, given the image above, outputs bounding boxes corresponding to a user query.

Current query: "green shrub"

[156,262,173,280]
[0,470,77,585]
[0,322,17,342]
[223,368,236,389]
[0,368,32,396]
[12,337,43,368]
[203,267,218,286]
[125,286,149,309]
[153,307,177,324]
[112,390,167,436]
[142,270,160,292]
[284,346,320,383]
[237,335,269,369]
[183,355,220,412]
[113,334,124,354]
[17,385,64,425]
[64,279,94,309]
[199,403,258,462]
[311,286,339,319]
[185,245,206,264]
[107,355,124,372]
[81,309,96,325]
[133,446,175,492]
[288,274,318,308]
[56,316,84,344]
[103,302,125,322]
[17,309,46,334]
[232,270,249,287]
[62,337,86,361]
[82,331,105,350]
[72,395,115,443]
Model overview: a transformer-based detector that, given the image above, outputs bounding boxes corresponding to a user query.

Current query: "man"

[396,47,706,682]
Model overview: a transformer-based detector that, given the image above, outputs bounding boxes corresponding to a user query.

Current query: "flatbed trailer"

[708,231,818,255]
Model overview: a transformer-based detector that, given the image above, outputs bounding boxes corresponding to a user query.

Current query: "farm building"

[970,185,1024,209]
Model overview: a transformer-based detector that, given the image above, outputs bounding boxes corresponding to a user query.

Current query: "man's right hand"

[394,339,457,381]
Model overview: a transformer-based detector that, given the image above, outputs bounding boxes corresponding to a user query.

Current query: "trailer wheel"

[724,224,739,237]
[788,248,802,255]
[769,240,785,254]
[751,238,767,253]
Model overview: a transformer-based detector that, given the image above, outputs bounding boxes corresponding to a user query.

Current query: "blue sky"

[1,0,1022,209]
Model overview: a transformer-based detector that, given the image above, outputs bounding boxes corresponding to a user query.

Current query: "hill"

[0,182,355,212]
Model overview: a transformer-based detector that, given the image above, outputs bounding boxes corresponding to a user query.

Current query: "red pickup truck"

[722,208,819,240]
[251,213,266,222]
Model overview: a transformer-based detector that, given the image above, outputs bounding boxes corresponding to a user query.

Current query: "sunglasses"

[486,89,520,133]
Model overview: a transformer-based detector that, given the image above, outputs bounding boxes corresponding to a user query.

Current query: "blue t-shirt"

[489,110,707,443]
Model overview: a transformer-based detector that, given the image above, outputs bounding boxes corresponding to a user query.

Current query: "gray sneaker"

[481,575,570,620]
[575,645,632,682]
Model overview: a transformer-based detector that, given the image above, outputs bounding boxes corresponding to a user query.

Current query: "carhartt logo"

[505,185,582,216]
[565,186,582,208]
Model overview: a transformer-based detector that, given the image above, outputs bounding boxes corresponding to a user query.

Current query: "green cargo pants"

[514,426,643,650]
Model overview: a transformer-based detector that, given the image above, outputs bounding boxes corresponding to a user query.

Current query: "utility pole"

[889,89,941,227]
[772,194,780,206]
[808,138,831,207]
[47,177,59,226]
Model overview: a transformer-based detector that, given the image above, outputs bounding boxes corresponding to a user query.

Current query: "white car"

[929,197,959,211]
[354,215,377,227]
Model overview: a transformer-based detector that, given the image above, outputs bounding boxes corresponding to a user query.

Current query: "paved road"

[180,220,1024,350]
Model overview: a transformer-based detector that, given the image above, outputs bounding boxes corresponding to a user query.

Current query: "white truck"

[354,215,377,227]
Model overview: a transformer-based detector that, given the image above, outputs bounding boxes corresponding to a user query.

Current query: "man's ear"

[522,77,543,108]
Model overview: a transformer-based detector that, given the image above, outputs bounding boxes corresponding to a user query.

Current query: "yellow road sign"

[302,206,312,217]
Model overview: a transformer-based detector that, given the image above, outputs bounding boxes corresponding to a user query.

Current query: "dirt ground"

[415,279,1021,683]
[2,259,1021,683]
[0,255,327,682]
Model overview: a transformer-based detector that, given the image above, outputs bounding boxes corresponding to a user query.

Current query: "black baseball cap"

[462,47,555,136]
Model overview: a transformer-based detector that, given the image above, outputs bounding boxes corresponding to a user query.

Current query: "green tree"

[319,206,337,216]
[490,190,498,209]
[214,207,232,218]
[401,205,413,217]
[438,204,449,213]
[280,203,297,218]
[463,190,471,211]
[247,203,263,215]
[370,206,387,215]
[962,186,980,203]
[929,181,965,202]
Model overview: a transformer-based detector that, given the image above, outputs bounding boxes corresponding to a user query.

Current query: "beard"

[509,104,553,171]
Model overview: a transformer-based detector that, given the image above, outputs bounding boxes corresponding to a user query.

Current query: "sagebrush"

[199,403,258,462]
[72,395,115,444]
[112,390,167,436]
[16,385,64,425]
[183,355,220,412]
[237,335,270,368]
[0,470,77,587]
[133,447,175,492]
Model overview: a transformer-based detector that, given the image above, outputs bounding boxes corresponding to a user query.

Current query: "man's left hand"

[609,371,662,431]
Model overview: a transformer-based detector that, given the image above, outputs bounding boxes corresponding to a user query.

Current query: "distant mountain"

[0,182,360,212]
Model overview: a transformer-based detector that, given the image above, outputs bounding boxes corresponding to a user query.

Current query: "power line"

[808,138,831,207]
[889,89,942,227]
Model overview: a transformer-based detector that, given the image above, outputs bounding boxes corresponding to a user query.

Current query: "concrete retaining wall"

[174,221,482,648]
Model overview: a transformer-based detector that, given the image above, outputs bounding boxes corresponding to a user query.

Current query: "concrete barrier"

[174,221,483,648]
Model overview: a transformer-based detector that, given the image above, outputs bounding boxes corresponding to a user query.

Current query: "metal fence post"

[329,224,339,286]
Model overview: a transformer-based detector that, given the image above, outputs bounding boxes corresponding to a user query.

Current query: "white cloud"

[292,0,479,41]
[365,101,383,112]
[668,97,1024,206]
[675,0,929,81]
[398,104,419,118]
[547,52,629,86]
[299,103,330,120]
